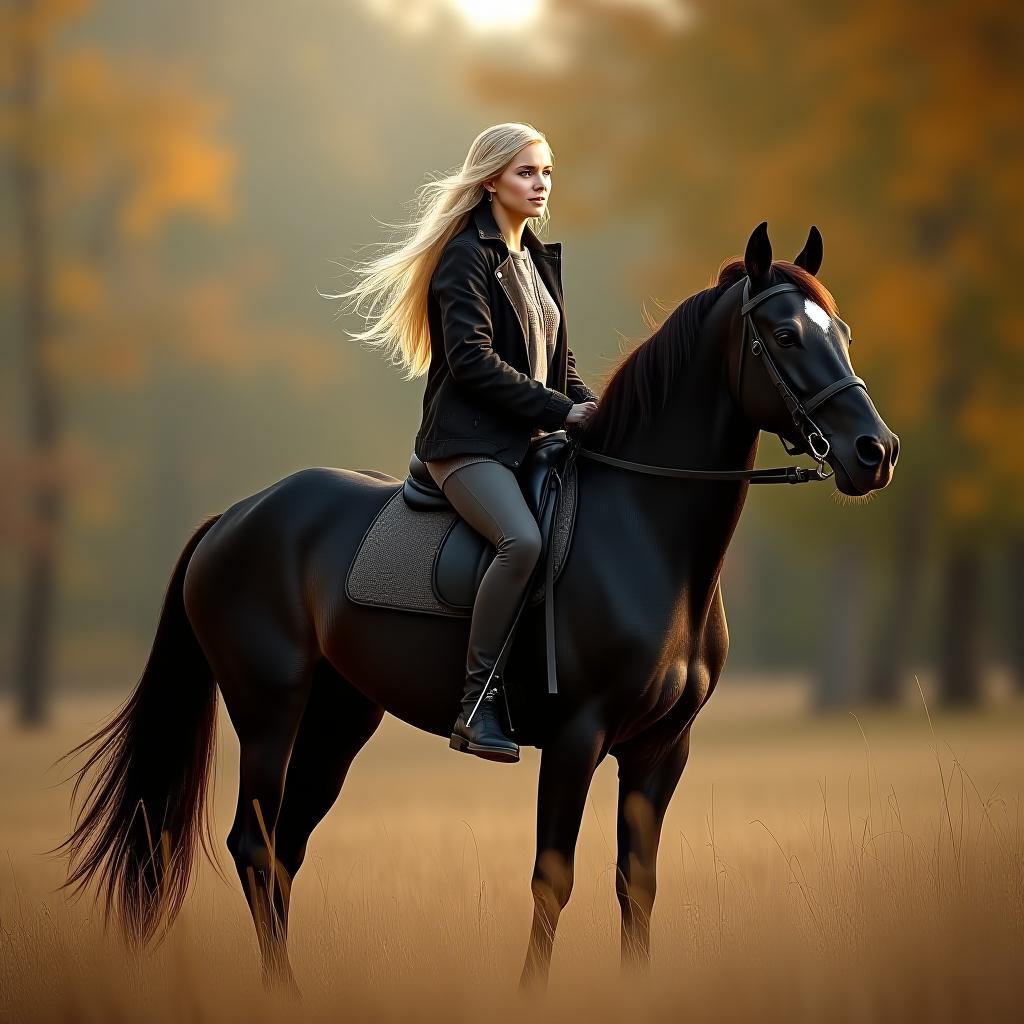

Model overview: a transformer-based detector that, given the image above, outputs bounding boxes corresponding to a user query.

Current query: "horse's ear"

[793,225,823,276]
[744,221,772,287]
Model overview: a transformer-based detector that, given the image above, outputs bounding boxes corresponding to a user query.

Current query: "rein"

[571,279,868,486]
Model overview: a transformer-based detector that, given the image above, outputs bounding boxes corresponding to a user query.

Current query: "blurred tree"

[1008,542,1024,692]
[1,0,234,725]
[464,0,1023,708]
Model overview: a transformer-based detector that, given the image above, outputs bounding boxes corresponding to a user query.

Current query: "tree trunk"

[813,538,867,711]
[864,490,929,705]
[1006,536,1024,692]
[938,540,984,708]
[12,2,63,727]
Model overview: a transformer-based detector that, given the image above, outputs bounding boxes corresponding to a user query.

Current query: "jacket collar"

[471,194,561,259]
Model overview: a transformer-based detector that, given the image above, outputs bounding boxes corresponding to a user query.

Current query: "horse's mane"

[582,258,838,454]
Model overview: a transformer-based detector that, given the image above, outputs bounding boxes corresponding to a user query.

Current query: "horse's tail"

[47,513,225,949]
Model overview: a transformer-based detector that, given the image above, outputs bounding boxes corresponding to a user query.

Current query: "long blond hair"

[319,123,554,381]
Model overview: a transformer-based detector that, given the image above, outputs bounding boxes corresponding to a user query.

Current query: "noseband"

[573,278,869,485]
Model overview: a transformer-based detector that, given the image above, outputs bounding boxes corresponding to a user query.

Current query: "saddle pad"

[345,460,579,616]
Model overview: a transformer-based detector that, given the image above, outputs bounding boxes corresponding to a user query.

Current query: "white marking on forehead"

[804,299,832,332]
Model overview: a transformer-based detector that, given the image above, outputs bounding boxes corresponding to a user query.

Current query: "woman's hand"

[565,401,598,427]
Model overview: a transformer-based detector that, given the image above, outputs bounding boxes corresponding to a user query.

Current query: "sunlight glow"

[451,0,544,30]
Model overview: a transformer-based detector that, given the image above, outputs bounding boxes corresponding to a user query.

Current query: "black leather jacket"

[413,194,598,470]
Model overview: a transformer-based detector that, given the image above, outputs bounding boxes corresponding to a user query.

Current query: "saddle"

[345,432,579,695]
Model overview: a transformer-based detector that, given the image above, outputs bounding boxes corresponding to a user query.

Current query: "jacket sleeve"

[433,241,574,432]
[566,344,599,404]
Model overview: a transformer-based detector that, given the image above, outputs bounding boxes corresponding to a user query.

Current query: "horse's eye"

[774,330,797,347]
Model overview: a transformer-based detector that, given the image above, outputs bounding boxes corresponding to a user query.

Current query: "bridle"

[571,278,869,486]
[735,280,867,466]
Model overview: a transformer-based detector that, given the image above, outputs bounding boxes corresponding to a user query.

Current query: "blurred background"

[1,3,1022,1020]
[3,0,1021,725]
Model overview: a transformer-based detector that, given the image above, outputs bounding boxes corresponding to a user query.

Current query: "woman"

[325,123,599,763]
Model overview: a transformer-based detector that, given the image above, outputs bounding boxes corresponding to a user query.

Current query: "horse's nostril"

[855,435,885,468]
[890,433,900,467]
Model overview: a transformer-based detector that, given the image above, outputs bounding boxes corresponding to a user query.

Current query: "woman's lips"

[529,197,546,203]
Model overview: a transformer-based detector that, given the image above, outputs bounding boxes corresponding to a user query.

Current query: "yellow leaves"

[59,46,112,98]
[994,310,1024,357]
[119,87,237,240]
[54,262,104,317]
[958,390,1002,448]
[23,259,347,399]
[943,475,986,526]
[855,264,951,427]
[36,48,238,235]
[946,232,994,284]
[958,381,1024,493]
[0,0,90,75]
[58,433,124,530]
[71,329,149,389]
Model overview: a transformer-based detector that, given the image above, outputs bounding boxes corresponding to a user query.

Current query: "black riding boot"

[450,679,519,762]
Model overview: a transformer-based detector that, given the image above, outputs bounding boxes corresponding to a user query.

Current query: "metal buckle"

[807,430,830,462]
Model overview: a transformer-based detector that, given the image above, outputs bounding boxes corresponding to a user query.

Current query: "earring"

[488,191,493,202]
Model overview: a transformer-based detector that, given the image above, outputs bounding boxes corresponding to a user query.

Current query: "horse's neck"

[590,288,758,592]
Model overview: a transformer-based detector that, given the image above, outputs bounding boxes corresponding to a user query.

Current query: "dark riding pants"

[441,459,543,699]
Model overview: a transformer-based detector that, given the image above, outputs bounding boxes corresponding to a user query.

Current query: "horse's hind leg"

[273,659,384,916]
[219,638,315,993]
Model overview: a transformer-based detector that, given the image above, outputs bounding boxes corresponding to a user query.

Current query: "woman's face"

[486,141,553,220]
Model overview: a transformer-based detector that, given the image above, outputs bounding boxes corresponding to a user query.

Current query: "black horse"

[51,222,897,992]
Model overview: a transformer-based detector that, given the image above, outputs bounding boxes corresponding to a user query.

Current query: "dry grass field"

[1,676,1021,1023]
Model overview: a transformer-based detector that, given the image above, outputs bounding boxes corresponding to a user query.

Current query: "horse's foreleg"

[519,709,608,990]
[613,728,691,972]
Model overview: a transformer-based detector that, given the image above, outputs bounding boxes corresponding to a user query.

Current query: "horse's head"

[728,222,899,496]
